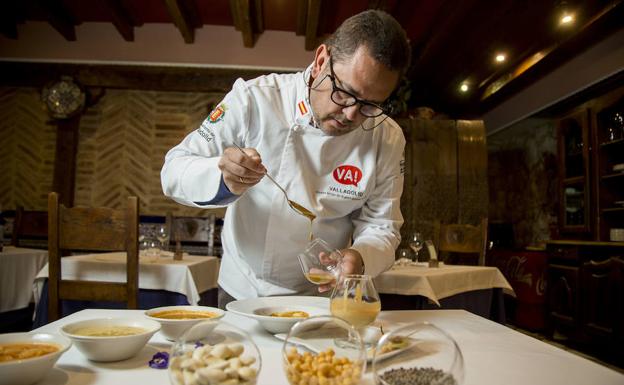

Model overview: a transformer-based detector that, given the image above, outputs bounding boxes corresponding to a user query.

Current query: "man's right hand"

[218,146,267,195]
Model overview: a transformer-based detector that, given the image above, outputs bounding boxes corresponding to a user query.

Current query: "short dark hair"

[325,10,411,77]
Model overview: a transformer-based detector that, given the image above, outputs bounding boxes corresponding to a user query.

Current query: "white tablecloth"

[0,246,48,312]
[32,308,623,385]
[34,252,220,307]
[374,264,515,305]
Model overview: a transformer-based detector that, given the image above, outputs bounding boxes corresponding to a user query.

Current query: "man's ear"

[311,44,329,78]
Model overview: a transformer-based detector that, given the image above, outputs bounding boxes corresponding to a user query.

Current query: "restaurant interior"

[0,1,623,385]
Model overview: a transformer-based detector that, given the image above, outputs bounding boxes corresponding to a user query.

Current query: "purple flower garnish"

[148,351,169,369]
[194,341,205,348]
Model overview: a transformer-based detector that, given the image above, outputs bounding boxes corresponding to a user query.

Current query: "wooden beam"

[103,0,134,41]
[296,0,307,36]
[164,0,195,44]
[33,0,76,41]
[253,0,263,33]
[305,0,321,51]
[232,0,255,48]
[229,0,242,30]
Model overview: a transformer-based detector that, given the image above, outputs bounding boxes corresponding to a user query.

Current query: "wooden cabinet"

[555,87,624,241]
[546,241,624,347]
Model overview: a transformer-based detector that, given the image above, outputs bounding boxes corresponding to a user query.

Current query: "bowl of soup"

[145,305,225,341]
[0,332,71,385]
[60,317,160,362]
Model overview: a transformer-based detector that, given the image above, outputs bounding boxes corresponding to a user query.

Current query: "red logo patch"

[333,165,362,187]
[209,105,226,123]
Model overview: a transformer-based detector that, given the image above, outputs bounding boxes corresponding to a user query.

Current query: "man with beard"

[161,10,411,308]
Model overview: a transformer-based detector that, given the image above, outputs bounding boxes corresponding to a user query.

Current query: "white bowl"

[226,296,329,334]
[145,305,225,341]
[0,332,71,385]
[60,317,160,362]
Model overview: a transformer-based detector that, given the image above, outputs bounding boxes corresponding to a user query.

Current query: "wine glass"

[396,248,413,266]
[298,238,343,285]
[155,224,170,252]
[409,232,423,261]
[330,274,381,348]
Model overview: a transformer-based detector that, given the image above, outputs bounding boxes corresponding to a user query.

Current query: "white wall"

[483,27,624,135]
[0,21,312,71]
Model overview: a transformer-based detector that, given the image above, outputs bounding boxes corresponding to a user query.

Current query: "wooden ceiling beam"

[229,0,255,48]
[305,0,321,51]
[164,0,195,44]
[33,0,76,41]
[296,0,307,36]
[253,0,264,34]
[103,0,134,41]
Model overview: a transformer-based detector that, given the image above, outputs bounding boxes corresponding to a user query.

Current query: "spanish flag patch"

[297,100,308,116]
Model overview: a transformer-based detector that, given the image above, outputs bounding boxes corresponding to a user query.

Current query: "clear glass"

[409,232,423,260]
[156,223,170,251]
[395,248,413,266]
[330,275,381,348]
[373,322,464,385]
[169,320,261,385]
[282,315,365,385]
[298,238,343,285]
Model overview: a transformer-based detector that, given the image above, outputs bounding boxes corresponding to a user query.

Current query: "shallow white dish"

[144,305,225,341]
[60,317,160,362]
[226,296,329,334]
[0,332,71,385]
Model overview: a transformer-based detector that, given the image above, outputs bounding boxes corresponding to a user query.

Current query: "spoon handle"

[231,143,290,198]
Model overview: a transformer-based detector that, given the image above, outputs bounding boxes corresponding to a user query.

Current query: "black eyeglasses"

[327,56,388,118]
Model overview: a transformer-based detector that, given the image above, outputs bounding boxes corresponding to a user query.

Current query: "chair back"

[433,218,488,265]
[12,207,48,248]
[47,192,139,321]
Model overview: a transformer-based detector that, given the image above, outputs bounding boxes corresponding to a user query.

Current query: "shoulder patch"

[208,104,226,123]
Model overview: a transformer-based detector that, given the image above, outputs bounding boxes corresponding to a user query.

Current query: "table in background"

[0,246,48,331]
[375,263,514,322]
[33,308,623,385]
[33,252,220,326]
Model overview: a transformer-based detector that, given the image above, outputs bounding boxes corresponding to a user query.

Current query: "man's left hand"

[318,248,364,293]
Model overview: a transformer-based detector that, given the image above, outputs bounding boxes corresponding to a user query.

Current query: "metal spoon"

[231,143,316,221]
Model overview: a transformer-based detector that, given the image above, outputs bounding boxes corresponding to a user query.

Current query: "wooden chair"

[47,192,139,322]
[433,218,488,265]
[11,207,48,248]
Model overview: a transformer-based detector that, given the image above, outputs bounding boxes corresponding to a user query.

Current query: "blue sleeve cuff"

[193,175,238,205]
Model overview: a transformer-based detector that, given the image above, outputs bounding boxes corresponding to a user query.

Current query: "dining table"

[374,262,514,322]
[31,308,624,385]
[32,251,220,327]
[0,245,48,313]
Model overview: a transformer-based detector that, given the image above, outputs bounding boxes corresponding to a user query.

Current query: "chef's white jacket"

[161,66,405,299]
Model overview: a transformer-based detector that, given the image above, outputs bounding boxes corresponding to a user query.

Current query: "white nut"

[220,379,240,385]
[237,367,256,381]
[239,356,256,366]
[193,346,208,361]
[211,344,232,359]
[224,367,238,378]
[228,343,244,357]
[228,357,242,370]
[181,358,200,371]
[170,357,182,371]
[193,371,209,385]
[208,360,229,371]
[183,370,196,385]
[196,367,227,383]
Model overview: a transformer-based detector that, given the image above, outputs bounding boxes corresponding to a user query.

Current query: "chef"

[161,10,411,308]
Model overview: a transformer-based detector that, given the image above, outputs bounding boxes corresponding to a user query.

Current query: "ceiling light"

[460,83,469,93]
[560,13,575,25]
[495,54,506,63]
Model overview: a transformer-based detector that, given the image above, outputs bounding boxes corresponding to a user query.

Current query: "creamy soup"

[72,326,146,337]
[270,310,309,318]
[150,310,218,320]
[0,343,60,362]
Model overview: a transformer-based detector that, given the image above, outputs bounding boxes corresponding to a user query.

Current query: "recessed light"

[460,83,469,93]
[560,13,574,24]
[495,54,506,63]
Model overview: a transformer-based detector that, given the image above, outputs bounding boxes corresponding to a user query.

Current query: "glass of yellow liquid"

[297,238,343,286]
[330,274,381,348]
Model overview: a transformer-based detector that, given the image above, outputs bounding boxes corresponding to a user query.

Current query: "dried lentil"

[380,367,457,385]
